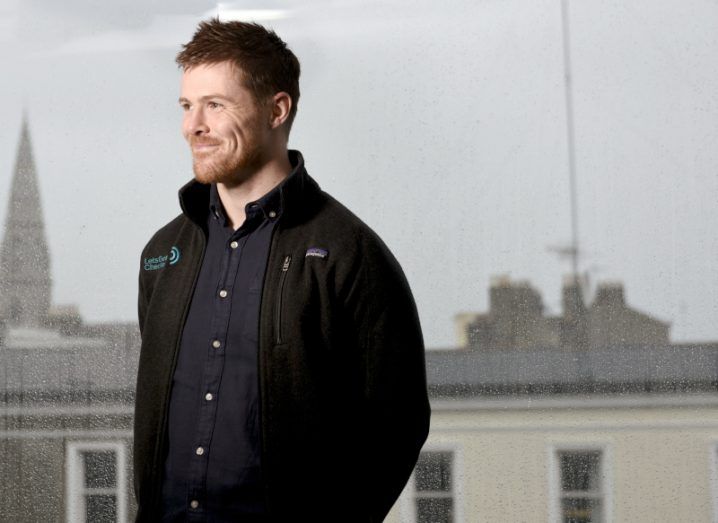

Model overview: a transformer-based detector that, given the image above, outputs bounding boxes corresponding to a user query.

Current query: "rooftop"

[426,342,718,398]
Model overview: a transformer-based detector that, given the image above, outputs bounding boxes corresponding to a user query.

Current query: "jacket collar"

[178,150,321,229]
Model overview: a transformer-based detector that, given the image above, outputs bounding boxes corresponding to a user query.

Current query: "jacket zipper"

[275,254,291,344]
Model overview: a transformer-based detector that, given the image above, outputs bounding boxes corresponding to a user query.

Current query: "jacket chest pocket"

[274,254,292,345]
[272,254,324,348]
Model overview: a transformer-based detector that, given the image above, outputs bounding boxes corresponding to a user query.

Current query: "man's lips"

[190,141,221,154]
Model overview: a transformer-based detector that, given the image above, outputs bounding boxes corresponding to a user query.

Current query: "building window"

[66,441,127,523]
[558,450,604,523]
[414,451,454,523]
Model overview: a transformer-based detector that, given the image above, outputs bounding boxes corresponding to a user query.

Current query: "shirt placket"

[187,225,250,517]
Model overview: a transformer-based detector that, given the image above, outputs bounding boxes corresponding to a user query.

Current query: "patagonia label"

[305,247,328,259]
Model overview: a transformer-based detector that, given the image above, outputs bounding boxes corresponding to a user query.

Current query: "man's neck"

[217,152,292,230]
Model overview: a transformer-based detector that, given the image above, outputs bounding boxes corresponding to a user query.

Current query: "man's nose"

[185,108,209,135]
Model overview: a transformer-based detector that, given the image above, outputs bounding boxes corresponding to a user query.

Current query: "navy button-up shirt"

[161,181,282,522]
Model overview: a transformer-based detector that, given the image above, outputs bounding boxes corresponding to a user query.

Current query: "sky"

[0,0,716,348]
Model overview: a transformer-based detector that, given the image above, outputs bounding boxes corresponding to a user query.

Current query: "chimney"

[562,274,586,319]
[593,282,625,308]
[561,274,588,350]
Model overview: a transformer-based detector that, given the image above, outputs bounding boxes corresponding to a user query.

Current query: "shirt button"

[195,446,205,456]
[205,392,213,401]
[219,289,228,298]
[190,500,199,509]
[268,210,277,218]
[212,340,221,349]
[230,241,239,249]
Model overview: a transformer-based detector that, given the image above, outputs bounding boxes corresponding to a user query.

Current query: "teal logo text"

[144,246,181,271]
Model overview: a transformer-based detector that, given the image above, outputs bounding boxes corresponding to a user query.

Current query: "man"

[135,19,430,522]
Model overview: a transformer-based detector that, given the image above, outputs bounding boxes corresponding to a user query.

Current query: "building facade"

[388,278,718,523]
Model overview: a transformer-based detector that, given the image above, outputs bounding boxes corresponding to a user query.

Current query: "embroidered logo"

[169,246,181,265]
[144,246,181,271]
[305,247,328,259]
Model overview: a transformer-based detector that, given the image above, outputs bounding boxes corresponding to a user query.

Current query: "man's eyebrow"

[178,94,233,104]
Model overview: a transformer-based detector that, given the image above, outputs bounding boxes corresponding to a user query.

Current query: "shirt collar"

[209,181,282,225]
[179,150,319,228]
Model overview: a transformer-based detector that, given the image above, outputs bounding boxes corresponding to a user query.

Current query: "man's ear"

[269,92,292,130]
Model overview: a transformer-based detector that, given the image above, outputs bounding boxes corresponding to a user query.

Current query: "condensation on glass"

[414,451,454,523]
[1,2,717,523]
[0,119,137,520]
[558,450,603,523]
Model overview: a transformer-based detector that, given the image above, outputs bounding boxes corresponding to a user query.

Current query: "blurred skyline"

[0,0,716,347]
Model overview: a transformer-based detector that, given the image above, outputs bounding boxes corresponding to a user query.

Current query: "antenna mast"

[560,0,580,280]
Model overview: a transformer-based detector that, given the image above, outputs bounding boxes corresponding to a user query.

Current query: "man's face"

[179,61,271,185]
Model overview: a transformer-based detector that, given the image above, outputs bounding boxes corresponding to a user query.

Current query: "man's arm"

[342,232,431,521]
[134,253,150,510]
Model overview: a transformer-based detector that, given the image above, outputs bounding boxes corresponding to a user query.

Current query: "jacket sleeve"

[135,251,148,508]
[342,232,431,521]
[137,249,151,336]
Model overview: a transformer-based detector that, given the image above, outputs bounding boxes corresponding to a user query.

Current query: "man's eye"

[180,103,190,111]
[208,101,223,110]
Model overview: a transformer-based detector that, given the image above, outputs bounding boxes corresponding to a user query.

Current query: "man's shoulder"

[140,213,195,259]
[307,190,416,310]
[304,190,401,269]
[310,191,381,243]
[314,190,369,229]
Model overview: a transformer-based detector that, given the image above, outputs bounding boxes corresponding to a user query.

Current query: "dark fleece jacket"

[134,151,430,522]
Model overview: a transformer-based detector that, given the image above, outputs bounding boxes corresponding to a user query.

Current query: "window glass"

[560,498,602,523]
[83,451,117,490]
[415,451,453,492]
[414,451,454,523]
[66,442,125,523]
[0,2,716,523]
[559,451,603,523]
[559,451,601,493]
[416,498,453,523]
[86,494,118,523]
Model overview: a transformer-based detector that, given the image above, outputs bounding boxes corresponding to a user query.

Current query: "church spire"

[0,115,52,326]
